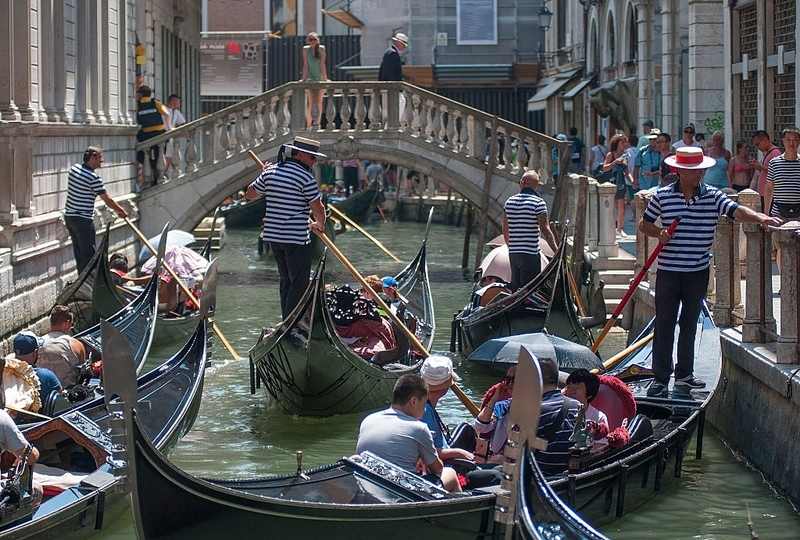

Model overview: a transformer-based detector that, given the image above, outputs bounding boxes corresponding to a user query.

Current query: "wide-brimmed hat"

[14,330,43,356]
[664,147,716,170]
[420,355,460,391]
[392,33,409,46]
[334,180,345,187]
[284,136,327,158]
[645,128,662,139]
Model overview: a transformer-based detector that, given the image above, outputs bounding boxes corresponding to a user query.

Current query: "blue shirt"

[34,366,61,401]
[634,146,662,186]
[642,181,738,272]
[421,402,447,449]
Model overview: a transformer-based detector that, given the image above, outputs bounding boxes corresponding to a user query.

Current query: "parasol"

[139,229,197,262]
[474,244,551,284]
[141,245,210,280]
[467,332,603,372]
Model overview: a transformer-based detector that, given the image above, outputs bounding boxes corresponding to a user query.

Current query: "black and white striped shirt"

[642,182,738,272]
[766,155,800,216]
[251,159,321,245]
[504,189,548,256]
[64,163,106,221]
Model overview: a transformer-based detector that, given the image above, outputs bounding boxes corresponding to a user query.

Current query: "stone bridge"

[136,81,572,241]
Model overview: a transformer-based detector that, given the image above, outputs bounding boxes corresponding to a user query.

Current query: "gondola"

[107,332,605,540]
[330,180,385,224]
[93,224,205,348]
[249,236,434,417]
[219,196,264,228]
[451,235,594,357]
[538,307,720,527]
[0,299,211,538]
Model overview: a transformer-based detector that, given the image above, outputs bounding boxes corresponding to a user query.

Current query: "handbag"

[774,202,800,220]
[593,163,615,184]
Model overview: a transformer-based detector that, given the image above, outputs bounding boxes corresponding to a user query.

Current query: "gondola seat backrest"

[625,413,653,445]
[592,376,637,430]
[472,283,511,309]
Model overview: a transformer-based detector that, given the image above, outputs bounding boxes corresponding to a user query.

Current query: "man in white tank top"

[38,305,86,387]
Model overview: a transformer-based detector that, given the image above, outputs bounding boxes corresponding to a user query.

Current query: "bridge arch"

[136,82,570,238]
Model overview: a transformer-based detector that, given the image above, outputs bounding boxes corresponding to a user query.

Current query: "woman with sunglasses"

[300,32,329,129]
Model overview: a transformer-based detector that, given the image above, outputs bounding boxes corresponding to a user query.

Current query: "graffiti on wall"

[703,111,725,134]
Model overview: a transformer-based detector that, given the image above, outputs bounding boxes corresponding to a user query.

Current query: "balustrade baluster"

[226,115,238,157]
[400,89,413,132]
[426,101,437,143]
[502,132,513,169]
[354,89,367,130]
[171,138,182,177]
[218,122,229,162]
[442,107,454,150]
[253,103,265,145]
[278,93,291,135]
[236,112,249,152]
[539,142,553,185]
[458,114,470,156]
[185,130,198,172]
[326,85,337,131]
[368,89,381,130]
[339,91,351,130]
[408,94,421,136]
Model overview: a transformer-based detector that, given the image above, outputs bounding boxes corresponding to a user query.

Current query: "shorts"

[615,187,627,201]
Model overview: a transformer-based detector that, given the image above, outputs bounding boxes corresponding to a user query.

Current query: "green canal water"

[97,221,799,539]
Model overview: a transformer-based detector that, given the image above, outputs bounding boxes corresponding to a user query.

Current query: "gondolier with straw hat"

[638,146,781,397]
[246,136,328,319]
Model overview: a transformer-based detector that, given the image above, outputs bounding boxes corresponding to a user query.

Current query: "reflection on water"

[101,222,799,538]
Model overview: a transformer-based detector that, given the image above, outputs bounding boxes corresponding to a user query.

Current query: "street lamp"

[538,4,553,32]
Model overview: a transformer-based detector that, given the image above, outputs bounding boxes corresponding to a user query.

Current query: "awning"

[322,9,364,28]
[527,69,581,112]
[588,77,637,133]
[563,76,595,100]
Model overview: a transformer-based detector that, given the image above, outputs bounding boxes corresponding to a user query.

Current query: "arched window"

[588,20,599,73]
[626,3,638,62]
[605,13,616,67]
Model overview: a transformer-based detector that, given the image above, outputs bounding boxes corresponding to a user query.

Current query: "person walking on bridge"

[246,136,327,320]
[502,170,559,291]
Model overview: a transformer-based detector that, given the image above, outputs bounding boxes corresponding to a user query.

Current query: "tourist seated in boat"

[381,276,404,313]
[563,369,610,449]
[536,357,581,476]
[0,408,42,504]
[38,305,87,388]
[419,356,474,464]
[473,364,516,465]
[10,331,62,413]
[356,374,462,493]
[327,284,397,360]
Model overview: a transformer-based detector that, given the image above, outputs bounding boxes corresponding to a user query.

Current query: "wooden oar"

[591,332,654,374]
[591,217,682,353]
[7,405,51,421]
[318,231,480,417]
[376,203,388,223]
[122,217,243,361]
[328,205,401,262]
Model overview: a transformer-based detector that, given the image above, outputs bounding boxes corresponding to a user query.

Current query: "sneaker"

[615,231,623,239]
[674,376,706,389]
[619,230,628,238]
[647,381,668,397]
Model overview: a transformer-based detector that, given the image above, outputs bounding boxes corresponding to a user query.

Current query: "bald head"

[520,170,540,190]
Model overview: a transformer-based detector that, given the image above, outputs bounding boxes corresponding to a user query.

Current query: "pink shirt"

[756,146,781,196]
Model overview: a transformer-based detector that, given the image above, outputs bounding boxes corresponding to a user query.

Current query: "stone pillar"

[660,0,680,136]
[569,173,581,227]
[596,182,619,259]
[587,179,599,251]
[712,217,734,326]
[774,225,800,364]
[632,0,655,125]
[742,222,776,342]
[688,0,725,139]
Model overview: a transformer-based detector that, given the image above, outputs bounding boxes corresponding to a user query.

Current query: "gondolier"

[246,136,327,320]
[503,170,558,291]
[638,146,781,397]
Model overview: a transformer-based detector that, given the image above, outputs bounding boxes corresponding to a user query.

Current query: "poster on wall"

[200,40,262,96]
[457,0,498,45]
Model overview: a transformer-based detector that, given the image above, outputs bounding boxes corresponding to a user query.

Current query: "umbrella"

[467,333,603,373]
[474,244,550,284]
[141,245,210,280]
[139,229,197,262]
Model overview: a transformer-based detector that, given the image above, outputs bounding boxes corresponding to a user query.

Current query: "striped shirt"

[64,163,106,221]
[535,390,580,476]
[504,188,548,255]
[642,182,738,272]
[766,155,800,216]
[252,158,322,245]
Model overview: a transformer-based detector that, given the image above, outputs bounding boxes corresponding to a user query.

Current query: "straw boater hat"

[392,33,409,46]
[284,136,327,158]
[664,146,715,170]
[420,355,459,392]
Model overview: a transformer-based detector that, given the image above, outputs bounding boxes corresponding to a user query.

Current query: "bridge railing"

[134,81,572,199]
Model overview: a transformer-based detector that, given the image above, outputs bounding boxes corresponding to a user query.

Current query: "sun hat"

[382,276,398,288]
[642,120,655,128]
[283,136,327,158]
[334,180,345,187]
[14,330,44,356]
[392,33,409,46]
[645,128,662,139]
[420,355,460,392]
[663,147,716,170]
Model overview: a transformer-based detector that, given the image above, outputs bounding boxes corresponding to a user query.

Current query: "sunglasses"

[684,130,695,134]
[503,375,515,383]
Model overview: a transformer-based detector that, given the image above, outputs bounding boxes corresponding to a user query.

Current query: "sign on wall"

[200,40,262,96]
[457,0,498,45]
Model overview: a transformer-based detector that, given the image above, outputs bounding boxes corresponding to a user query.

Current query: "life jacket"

[137,97,166,136]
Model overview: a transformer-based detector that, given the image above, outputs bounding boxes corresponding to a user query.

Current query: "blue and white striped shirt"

[252,159,322,245]
[766,155,800,216]
[64,163,106,221]
[504,188,548,256]
[535,390,580,476]
[642,182,738,272]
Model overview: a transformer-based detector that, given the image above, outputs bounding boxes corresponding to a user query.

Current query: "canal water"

[98,221,799,539]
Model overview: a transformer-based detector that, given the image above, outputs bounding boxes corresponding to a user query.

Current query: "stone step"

[601,283,636,300]
[590,255,636,272]
[595,270,634,286]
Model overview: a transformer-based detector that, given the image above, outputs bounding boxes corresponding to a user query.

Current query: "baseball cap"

[382,276,398,288]
[14,330,44,356]
[683,122,696,132]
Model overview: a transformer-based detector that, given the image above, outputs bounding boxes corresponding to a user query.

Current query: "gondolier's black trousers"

[509,252,542,292]
[270,241,313,320]
[65,215,96,273]
[652,268,709,385]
